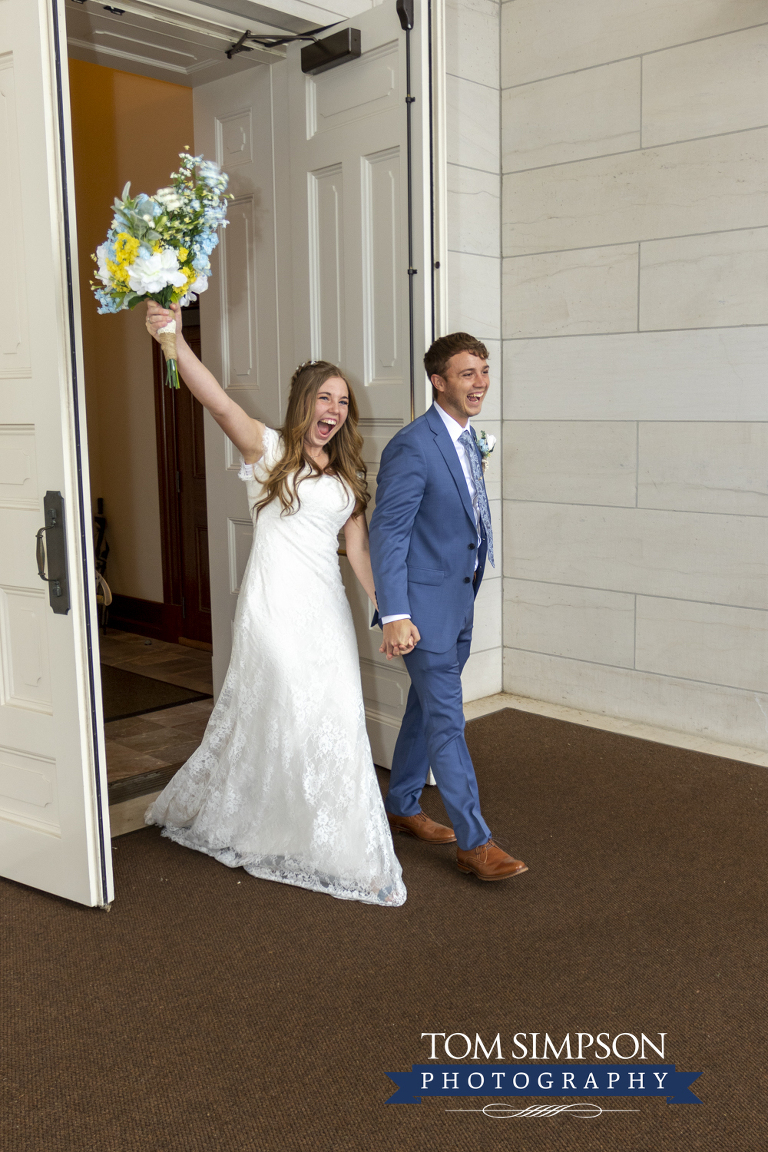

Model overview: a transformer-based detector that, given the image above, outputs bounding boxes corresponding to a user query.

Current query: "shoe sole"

[457,863,528,881]
[389,824,457,844]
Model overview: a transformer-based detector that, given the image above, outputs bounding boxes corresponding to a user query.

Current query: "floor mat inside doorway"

[100,663,211,722]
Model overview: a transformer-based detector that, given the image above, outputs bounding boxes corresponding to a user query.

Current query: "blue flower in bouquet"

[197,232,217,256]
[198,159,227,188]
[94,287,123,314]
[134,192,161,220]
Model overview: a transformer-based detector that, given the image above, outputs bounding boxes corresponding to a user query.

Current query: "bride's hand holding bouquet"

[145,299,188,380]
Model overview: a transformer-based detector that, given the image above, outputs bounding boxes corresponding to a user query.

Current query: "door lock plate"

[35,491,71,615]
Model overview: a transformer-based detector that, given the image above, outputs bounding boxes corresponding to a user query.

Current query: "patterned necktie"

[458,428,494,568]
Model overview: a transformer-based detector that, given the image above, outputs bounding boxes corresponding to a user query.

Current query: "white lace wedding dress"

[146,428,406,906]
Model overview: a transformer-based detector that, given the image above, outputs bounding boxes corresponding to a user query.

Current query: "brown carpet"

[2,707,767,1151]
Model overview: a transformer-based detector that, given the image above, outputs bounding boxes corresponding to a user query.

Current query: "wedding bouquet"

[91,151,230,388]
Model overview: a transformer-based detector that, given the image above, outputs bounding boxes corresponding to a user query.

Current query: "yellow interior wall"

[68,58,194,602]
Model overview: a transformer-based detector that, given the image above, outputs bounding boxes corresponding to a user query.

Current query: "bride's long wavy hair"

[254,360,369,518]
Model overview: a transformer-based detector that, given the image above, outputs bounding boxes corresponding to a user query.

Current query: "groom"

[369,333,527,882]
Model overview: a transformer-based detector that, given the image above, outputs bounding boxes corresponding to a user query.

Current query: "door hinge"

[181,595,186,620]
[176,470,181,493]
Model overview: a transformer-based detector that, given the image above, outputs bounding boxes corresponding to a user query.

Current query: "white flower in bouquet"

[154,186,185,211]
[95,243,111,286]
[179,274,208,305]
[127,249,188,294]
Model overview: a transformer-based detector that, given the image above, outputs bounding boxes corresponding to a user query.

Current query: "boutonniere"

[475,430,496,472]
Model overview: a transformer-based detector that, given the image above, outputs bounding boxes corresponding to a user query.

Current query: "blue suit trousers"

[384,609,491,852]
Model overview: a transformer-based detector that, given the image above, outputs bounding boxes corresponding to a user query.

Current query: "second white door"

[196,0,434,766]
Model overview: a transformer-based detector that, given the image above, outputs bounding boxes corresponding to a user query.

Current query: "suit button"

[463,576,471,583]
[468,543,476,550]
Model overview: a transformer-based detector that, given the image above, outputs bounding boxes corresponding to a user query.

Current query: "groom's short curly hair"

[424,332,489,389]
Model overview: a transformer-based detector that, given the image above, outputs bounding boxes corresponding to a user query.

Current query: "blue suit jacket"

[369,405,488,653]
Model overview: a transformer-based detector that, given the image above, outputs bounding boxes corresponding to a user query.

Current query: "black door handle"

[35,492,71,615]
[35,527,62,598]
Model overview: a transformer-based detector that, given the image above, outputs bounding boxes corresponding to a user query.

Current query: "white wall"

[500,1,768,750]
[444,0,503,702]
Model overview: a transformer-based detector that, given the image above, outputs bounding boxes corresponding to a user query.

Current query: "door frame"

[152,316,213,648]
[47,0,112,901]
[427,0,448,345]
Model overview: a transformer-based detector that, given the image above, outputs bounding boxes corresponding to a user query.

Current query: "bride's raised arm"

[146,300,265,463]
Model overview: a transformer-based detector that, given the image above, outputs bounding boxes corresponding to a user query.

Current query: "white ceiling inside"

[64,0,373,87]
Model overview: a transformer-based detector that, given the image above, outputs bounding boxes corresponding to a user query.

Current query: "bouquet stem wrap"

[157,319,180,389]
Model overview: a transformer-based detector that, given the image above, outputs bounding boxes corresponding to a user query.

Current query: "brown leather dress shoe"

[456,839,528,881]
[387,810,457,844]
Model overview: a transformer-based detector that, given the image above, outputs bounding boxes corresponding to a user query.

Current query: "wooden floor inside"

[103,698,214,784]
[99,629,213,695]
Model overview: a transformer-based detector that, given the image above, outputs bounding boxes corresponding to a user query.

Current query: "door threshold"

[108,764,182,837]
[108,765,181,806]
[110,791,163,838]
[178,636,213,652]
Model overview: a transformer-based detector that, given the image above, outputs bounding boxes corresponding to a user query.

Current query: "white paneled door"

[0,0,111,905]
[197,1,433,766]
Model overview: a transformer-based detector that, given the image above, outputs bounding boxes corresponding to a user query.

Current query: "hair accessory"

[290,359,330,389]
[290,360,316,384]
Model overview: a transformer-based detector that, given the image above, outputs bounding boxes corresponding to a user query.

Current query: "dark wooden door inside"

[154,318,212,647]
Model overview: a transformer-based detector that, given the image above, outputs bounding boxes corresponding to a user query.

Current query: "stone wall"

[499,1,768,749]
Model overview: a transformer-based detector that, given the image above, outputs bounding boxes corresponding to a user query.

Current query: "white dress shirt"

[381,402,480,625]
[432,402,482,551]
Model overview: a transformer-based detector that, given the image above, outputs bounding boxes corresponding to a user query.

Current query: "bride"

[143,301,406,907]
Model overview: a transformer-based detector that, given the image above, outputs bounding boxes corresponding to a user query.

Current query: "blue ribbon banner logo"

[386,1064,702,1105]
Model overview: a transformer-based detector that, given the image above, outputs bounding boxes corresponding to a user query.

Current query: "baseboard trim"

[464,691,768,768]
[107,594,182,644]
[178,636,213,652]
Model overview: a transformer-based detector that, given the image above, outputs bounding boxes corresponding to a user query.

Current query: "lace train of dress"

[145,428,406,907]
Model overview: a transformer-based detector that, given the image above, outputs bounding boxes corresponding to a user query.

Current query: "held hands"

[146,299,182,342]
[380,620,421,660]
